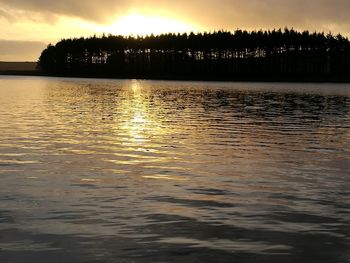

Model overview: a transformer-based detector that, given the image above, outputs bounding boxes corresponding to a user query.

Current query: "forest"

[38,28,350,81]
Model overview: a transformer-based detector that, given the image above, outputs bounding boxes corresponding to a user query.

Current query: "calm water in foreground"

[0,76,349,263]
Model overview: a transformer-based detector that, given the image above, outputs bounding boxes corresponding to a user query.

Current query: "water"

[0,76,349,263]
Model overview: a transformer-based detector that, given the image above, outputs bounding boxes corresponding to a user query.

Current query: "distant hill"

[0,62,37,72]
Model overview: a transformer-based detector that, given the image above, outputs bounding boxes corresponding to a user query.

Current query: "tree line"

[38,28,350,81]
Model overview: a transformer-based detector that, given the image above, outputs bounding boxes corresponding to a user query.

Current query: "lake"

[0,76,349,263]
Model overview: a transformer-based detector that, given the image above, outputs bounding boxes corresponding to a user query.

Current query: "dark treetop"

[38,29,350,81]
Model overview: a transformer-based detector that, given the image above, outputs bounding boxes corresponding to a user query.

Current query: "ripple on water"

[0,77,349,262]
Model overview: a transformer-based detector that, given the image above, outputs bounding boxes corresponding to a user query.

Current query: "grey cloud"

[0,0,130,22]
[0,8,15,21]
[172,0,350,31]
[0,0,350,33]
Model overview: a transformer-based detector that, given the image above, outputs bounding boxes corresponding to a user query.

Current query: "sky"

[0,0,349,61]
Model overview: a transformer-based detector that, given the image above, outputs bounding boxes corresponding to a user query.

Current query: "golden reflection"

[142,175,187,181]
[108,80,179,179]
[120,81,148,143]
[118,80,166,146]
[80,178,100,183]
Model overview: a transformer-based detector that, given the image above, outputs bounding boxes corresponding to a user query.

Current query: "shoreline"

[1,71,350,83]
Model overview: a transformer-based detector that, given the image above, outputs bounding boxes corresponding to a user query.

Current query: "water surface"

[0,76,349,262]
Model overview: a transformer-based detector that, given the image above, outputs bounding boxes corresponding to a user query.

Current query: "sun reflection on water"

[120,80,151,143]
[107,80,180,179]
[118,80,168,147]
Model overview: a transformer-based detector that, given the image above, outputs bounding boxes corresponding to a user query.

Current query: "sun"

[107,12,198,36]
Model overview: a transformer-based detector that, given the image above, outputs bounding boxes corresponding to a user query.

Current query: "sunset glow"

[1,1,350,60]
[106,12,198,36]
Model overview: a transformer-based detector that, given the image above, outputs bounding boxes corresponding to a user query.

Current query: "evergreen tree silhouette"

[38,28,350,81]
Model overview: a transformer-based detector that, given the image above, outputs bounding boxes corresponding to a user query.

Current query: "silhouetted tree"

[38,28,350,81]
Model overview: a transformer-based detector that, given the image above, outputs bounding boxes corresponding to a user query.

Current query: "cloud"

[0,40,46,61]
[0,0,130,23]
[165,0,350,33]
[0,0,350,27]
[0,0,350,35]
[0,8,14,21]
